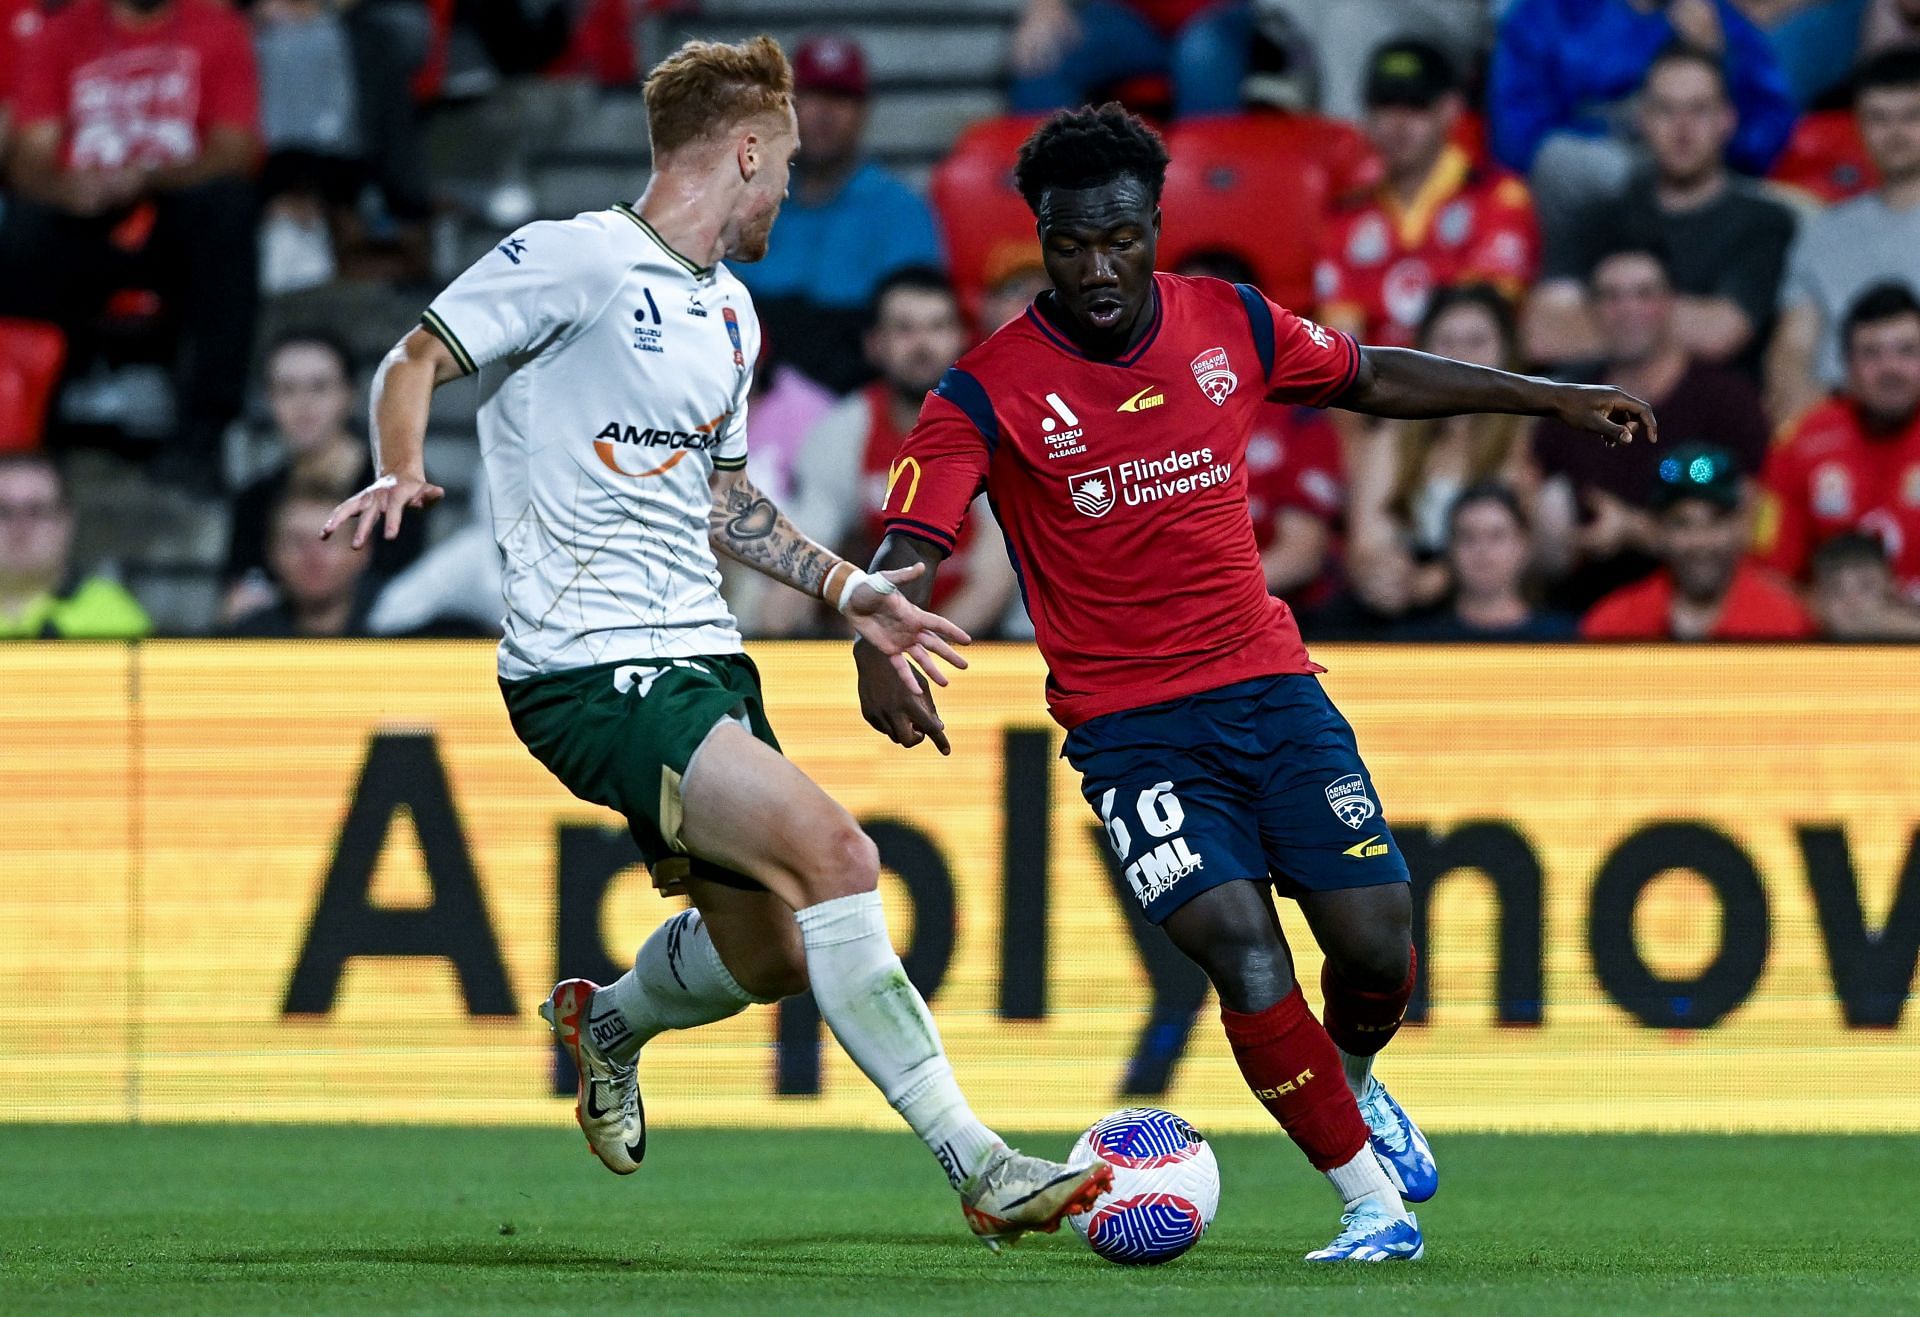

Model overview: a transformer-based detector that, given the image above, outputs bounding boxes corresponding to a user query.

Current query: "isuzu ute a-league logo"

[1068,467,1115,518]
[1325,773,1378,829]
[1190,347,1238,405]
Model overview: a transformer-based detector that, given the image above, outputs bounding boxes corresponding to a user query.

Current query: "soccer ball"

[1066,1107,1220,1265]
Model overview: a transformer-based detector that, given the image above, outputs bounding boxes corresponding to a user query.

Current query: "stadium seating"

[1769,109,1880,204]
[1160,112,1382,310]
[0,319,68,453]
[928,113,1049,327]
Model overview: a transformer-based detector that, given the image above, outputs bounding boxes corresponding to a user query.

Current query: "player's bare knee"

[793,817,879,903]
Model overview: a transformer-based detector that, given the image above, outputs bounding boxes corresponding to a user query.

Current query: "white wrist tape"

[832,567,895,614]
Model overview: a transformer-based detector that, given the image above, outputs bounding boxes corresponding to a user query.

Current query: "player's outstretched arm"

[708,469,971,690]
[1337,345,1659,448]
[852,533,955,756]
[320,328,457,548]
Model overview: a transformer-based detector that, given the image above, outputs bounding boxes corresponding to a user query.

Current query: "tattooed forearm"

[709,471,838,596]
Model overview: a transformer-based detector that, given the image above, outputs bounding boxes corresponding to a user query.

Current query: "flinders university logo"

[1190,347,1237,405]
[1069,467,1115,517]
[1325,773,1378,829]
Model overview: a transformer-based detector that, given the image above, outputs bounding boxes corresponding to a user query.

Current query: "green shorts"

[500,653,780,894]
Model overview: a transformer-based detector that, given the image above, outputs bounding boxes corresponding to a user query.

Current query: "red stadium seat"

[1770,110,1879,204]
[0,318,67,453]
[1160,113,1382,311]
[929,114,1049,330]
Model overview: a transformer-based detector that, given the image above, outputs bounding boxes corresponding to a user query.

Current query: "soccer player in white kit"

[321,36,1108,1249]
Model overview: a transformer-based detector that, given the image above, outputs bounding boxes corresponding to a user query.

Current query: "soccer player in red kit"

[853,105,1656,1263]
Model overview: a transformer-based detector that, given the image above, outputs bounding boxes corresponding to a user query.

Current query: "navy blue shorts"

[1063,673,1411,924]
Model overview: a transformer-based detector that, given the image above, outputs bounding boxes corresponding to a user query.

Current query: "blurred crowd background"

[2,0,1919,646]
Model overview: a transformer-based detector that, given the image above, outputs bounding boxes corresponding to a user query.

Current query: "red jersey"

[1314,145,1538,347]
[1758,398,1920,595]
[852,382,976,610]
[1246,403,1344,605]
[12,0,258,172]
[1580,562,1814,640]
[1246,403,1344,549]
[883,273,1357,728]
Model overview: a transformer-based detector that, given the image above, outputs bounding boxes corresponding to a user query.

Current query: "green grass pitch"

[3,1126,1917,1314]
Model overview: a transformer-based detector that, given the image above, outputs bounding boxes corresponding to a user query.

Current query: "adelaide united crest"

[1190,347,1237,405]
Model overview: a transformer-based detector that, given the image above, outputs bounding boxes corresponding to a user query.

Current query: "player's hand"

[1549,384,1657,449]
[854,636,952,755]
[320,471,445,550]
[842,562,972,691]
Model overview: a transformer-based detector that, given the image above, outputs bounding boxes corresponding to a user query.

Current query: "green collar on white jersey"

[614,203,713,279]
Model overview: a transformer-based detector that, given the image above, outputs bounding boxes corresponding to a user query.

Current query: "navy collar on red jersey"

[1026,277,1164,367]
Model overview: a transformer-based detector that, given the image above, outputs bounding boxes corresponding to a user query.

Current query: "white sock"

[793,890,1001,1189]
[1338,1048,1374,1100]
[1325,1147,1407,1219]
[591,909,764,1064]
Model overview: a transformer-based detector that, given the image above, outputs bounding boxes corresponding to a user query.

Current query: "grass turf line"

[1,1127,1916,1315]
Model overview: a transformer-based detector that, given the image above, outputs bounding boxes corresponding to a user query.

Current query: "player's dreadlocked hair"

[1013,103,1170,216]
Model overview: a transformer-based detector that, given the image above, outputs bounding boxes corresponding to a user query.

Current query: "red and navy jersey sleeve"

[1233,284,1361,409]
[880,367,995,555]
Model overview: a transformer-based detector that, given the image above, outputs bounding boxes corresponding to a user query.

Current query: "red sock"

[1320,947,1417,1057]
[1220,986,1369,1172]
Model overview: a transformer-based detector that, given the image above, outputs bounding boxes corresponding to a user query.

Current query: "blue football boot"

[1304,1200,1424,1263]
[1358,1075,1438,1203]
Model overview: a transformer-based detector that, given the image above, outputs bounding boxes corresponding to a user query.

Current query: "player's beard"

[733,202,781,263]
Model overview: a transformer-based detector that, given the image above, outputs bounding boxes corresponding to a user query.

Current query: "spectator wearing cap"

[1526,45,1797,379]
[762,268,1015,639]
[1490,0,1797,272]
[1760,282,1920,596]
[1808,531,1920,637]
[1391,483,1578,641]
[1532,245,1772,611]
[1008,0,1255,120]
[1581,443,1814,640]
[1314,40,1538,350]
[1768,49,1920,422]
[734,33,943,395]
[0,0,261,491]
[0,452,150,639]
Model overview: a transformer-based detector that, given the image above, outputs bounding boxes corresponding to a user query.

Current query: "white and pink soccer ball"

[1067,1107,1220,1265]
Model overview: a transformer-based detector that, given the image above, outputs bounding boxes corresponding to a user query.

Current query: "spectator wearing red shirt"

[1583,443,1814,640]
[765,268,1015,638]
[1315,40,1539,350]
[1009,0,1254,118]
[1760,282,1920,598]
[0,0,260,490]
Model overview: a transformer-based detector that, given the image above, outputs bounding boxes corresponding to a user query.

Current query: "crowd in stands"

[2,0,1919,646]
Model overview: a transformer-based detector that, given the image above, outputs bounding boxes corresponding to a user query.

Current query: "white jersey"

[422,204,759,680]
